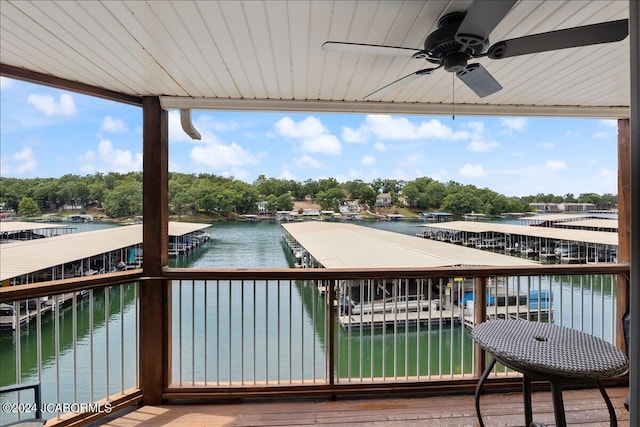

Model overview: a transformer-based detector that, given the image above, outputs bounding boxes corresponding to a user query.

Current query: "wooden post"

[617,118,630,351]
[473,277,487,377]
[140,96,170,404]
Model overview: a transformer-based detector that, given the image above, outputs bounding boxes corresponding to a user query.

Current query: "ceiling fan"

[322,0,628,99]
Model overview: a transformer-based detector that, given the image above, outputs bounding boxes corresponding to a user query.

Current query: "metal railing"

[164,264,627,399]
[0,263,628,424]
[0,272,142,426]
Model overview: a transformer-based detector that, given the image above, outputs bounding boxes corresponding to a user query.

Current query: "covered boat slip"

[0,222,210,283]
[282,222,548,329]
[0,222,209,330]
[282,222,539,269]
[0,221,74,242]
[554,218,619,232]
[419,221,618,263]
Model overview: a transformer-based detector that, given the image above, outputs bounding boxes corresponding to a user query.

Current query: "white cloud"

[501,117,527,133]
[389,167,411,180]
[0,77,14,90]
[361,154,376,166]
[538,142,555,150]
[280,170,296,180]
[599,119,617,128]
[592,119,617,139]
[198,115,240,132]
[429,168,449,182]
[275,116,326,138]
[101,116,128,132]
[467,140,499,152]
[593,131,613,139]
[302,134,342,154]
[169,111,239,143]
[373,141,388,152]
[274,116,342,155]
[190,142,260,168]
[27,93,76,116]
[0,147,37,175]
[342,126,368,143]
[294,155,323,169]
[79,139,142,173]
[464,121,498,152]
[459,164,486,178]
[365,115,469,140]
[545,160,567,170]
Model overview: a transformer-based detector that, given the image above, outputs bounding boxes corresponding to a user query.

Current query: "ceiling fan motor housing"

[424,12,488,72]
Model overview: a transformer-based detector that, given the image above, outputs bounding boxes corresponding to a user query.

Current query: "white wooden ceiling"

[0,0,631,117]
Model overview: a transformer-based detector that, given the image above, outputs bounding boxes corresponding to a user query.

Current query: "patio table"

[472,319,628,427]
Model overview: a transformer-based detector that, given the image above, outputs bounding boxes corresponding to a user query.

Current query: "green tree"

[103,181,142,218]
[316,187,345,211]
[301,179,320,200]
[18,196,40,216]
[441,187,483,216]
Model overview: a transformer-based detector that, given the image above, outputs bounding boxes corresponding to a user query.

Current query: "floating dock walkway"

[281,222,547,329]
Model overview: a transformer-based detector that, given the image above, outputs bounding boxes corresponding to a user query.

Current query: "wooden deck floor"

[93,386,629,426]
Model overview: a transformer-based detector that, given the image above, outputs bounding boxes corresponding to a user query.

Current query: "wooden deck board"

[90,386,629,426]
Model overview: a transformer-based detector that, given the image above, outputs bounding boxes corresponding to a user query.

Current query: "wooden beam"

[617,118,631,351]
[0,63,142,106]
[140,96,170,404]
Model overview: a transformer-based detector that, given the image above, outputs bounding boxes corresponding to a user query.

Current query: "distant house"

[339,201,362,214]
[375,193,392,208]
[557,202,597,212]
[257,201,267,214]
[529,202,560,212]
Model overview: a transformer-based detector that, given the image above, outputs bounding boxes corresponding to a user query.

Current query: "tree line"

[0,172,617,218]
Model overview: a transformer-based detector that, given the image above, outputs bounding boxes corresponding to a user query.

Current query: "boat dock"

[0,222,210,329]
[1,222,210,284]
[0,221,75,242]
[281,222,547,329]
[417,221,617,263]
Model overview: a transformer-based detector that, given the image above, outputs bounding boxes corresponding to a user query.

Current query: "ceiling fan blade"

[456,63,502,98]
[322,41,421,58]
[455,0,517,44]
[487,19,629,59]
[363,68,438,100]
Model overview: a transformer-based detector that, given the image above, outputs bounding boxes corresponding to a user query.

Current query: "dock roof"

[520,214,592,223]
[556,219,619,230]
[0,222,210,281]
[0,221,70,233]
[282,222,537,269]
[420,221,617,246]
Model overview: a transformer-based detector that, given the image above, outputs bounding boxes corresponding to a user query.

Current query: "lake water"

[0,219,616,422]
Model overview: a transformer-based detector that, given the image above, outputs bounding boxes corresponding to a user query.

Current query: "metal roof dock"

[0,221,74,241]
[419,221,617,246]
[0,222,210,282]
[282,222,537,269]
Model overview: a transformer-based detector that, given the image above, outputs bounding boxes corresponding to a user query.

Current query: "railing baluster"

[89,289,94,403]
[192,280,195,386]
[215,280,219,385]
[204,280,208,386]
[252,279,260,385]
[73,292,78,403]
[105,287,110,399]
[120,285,125,393]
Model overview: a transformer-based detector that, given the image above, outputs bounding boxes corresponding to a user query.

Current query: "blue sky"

[1,76,619,197]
